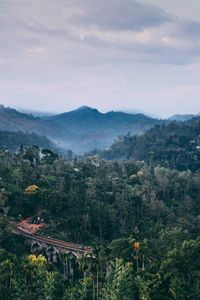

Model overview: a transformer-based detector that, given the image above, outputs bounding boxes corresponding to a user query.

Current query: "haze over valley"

[0,104,165,153]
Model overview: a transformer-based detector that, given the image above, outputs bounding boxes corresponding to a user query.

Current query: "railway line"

[13,217,93,257]
[17,225,92,254]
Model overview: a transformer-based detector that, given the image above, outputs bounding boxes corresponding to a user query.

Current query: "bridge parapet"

[17,226,92,259]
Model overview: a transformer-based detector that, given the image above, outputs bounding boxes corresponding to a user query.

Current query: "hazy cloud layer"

[0,0,200,117]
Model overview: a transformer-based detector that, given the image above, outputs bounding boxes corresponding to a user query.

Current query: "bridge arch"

[61,250,80,277]
[31,241,43,254]
[65,250,80,259]
[45,246,59,263]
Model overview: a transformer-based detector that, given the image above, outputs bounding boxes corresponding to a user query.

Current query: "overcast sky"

[1,0,200,117]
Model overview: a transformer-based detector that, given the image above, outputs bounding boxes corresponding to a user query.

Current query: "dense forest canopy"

[103,117,200,172]
[0,123,200,299]
[0,130,55,151]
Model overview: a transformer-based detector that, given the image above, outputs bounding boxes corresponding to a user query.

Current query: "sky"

[1,0,200,118]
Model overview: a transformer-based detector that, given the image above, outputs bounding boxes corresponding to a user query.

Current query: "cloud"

[1,0,200,65]
[71,0,171,31]
[175,20,200,38]
[0,0,200,116]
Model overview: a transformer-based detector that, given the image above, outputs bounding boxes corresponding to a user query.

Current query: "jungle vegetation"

[0,118,200,299]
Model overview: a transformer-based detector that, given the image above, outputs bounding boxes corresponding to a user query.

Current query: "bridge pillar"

[63,258,74,277]
[62,251,80,278]
[45,246,59,263]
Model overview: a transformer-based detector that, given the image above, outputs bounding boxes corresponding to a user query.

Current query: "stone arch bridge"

[16,226,93,276]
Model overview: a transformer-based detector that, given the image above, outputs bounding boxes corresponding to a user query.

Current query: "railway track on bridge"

[17,226,92,254]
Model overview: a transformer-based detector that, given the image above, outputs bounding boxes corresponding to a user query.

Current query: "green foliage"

[0,141,200,298]
[0,131,56,152]
[101,259,138,300]
[103,117,200,171]
[64,278,93,300]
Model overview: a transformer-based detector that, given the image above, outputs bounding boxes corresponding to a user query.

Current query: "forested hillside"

[0,104,62,138]
[169,113,198,121]
[0,130,56,151]
[0,144,200,299]
[103,117,200,171]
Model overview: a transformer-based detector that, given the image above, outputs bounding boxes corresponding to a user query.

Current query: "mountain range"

[0,104,197,153]
[169,113,199,121]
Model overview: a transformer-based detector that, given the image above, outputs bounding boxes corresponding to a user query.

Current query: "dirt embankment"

[18,217,47,234]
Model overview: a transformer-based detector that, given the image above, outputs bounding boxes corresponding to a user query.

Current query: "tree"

[101,259,138,300]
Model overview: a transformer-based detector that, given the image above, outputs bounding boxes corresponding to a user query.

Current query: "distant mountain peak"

[169,114,197,122]
[75,106,99,113]
[77,105,93,111]
[0,104,164,154]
